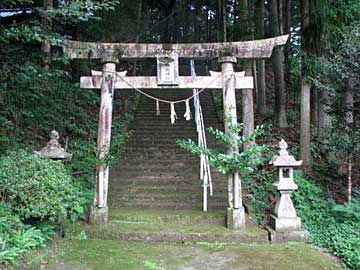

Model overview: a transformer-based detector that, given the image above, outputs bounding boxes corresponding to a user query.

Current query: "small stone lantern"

[269,139,308,241]
[34,130,72,161]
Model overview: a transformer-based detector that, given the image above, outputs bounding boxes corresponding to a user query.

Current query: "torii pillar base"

[226,207,246,229]
[89,206,108,225]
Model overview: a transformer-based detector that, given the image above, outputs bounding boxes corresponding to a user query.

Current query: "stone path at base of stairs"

[16,210,341,269]
[18,239,341,270]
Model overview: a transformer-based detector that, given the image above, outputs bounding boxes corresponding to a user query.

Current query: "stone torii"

[61,34,289,227]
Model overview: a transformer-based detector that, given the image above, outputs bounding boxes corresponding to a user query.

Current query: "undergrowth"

[293,171,360,270]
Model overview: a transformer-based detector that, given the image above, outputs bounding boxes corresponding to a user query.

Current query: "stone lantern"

[268,139,308,241]
[34,130,72,161]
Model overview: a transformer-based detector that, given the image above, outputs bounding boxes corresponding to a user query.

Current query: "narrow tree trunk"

[239,0,249,38]
[255,0,266,114]
[223,0,227,42]
[348,156,352,204]
[218,0,227,42]
[300,0,311,173]
[283,0,292,105]
[344,88,354,203]
[270,0,288,127]
[344,88,354,129]
[239,0,255,149]
[311,86,319,134]
[318,91,332,134]
[42,0,53,71]
[300,78,311,171]
[134,0,143,76]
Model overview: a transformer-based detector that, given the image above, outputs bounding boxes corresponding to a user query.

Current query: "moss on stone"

[19,240,341,270]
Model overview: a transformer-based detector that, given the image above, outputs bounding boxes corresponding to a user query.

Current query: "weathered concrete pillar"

[219,57,246,229]
[89,58,118,225]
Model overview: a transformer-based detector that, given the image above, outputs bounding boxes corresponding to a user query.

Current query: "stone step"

[66,207,269,244]
[108,193,227,203]
[120,154,199,161]
[108,201,228,211]
[106,209,226,225]
[110,172,225,181]
[108,185,228,194]
[124,138,220,146]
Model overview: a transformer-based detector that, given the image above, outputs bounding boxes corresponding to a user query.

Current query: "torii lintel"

[81,71,253,90]
[62,35,289,60]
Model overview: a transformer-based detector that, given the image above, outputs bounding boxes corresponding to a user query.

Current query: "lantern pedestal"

[271,189,302,231]
[266,226,309,243]
[226,207,246,229]
[270,215,302,231]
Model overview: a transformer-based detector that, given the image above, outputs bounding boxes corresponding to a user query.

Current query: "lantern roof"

[270,139,302,167]
[34,130,72,160]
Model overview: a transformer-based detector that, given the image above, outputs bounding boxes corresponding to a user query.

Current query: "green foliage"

[242,169,275,224]
[178,121,271,223]
[0,203,55,265]
[0,150,83,223]
[177,123,268,176]
[311,24,360,186]
[332,200,360,222]
[293,171,360,270]
[211,89,223,121]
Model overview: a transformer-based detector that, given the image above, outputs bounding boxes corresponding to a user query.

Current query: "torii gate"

[62,35,288,228]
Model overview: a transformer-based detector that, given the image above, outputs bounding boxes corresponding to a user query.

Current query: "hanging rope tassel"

[170,102,177,124]
[156,100,160,115]
[184,99,192,120]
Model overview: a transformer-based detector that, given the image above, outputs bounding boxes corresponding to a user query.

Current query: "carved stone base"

[270,214,302,232]
[89,206,108,225]
[266,226,309,243]
[226,207,246,229]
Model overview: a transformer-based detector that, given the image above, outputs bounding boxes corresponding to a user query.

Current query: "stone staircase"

[108,88,228,211]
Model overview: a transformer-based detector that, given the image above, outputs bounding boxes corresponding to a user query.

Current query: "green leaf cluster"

[293,171,360,269]
[177,123,269,176]
[0,150,84,223]
[0,203,55,265]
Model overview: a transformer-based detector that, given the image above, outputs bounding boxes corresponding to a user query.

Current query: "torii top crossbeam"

[62,35,288,60]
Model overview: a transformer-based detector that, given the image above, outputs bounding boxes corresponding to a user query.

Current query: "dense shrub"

[293,171,360,270]
[0,150,84,223]
[0,203,55,265]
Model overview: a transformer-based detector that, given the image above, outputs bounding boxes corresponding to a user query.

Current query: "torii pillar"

[89,57,118,225]
[219,57,246,229]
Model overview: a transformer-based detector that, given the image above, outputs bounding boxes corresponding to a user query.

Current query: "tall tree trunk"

[300,0,311,172]
[218,0,226,42]
[270,0,288,127]
[283,0,292,105]
[344,88,354,204]
[300,78,311,170]
[318,90,332,135]
[134,0,143,76]
[42,0,53,71]
[255,0,266,114]
[239,0,255,150]
[311,86,319,134]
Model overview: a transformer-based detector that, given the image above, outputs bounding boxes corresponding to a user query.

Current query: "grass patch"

[15,240,341,270]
